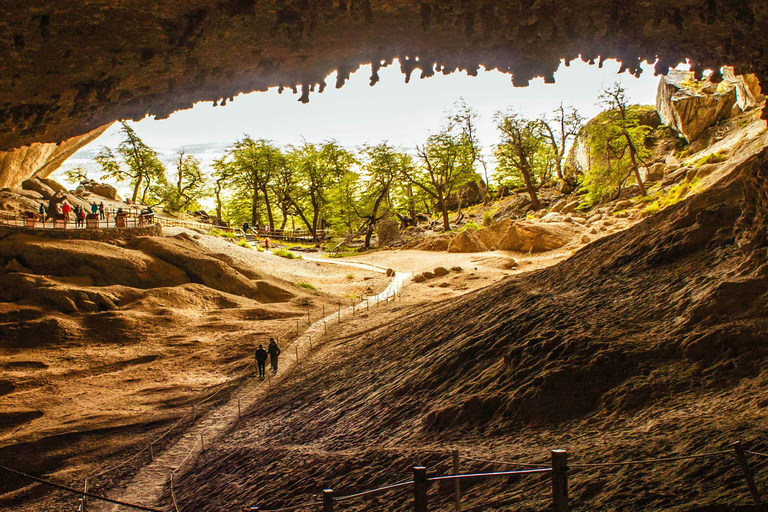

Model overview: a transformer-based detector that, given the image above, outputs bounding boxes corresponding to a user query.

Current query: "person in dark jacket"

[267,338,280,374]
[254,344,268,378]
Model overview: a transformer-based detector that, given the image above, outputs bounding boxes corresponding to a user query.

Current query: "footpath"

[95,259,409,512]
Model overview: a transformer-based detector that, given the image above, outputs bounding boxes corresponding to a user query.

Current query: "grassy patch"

[296,282,316,290]
[482,211,494,227]
[462,221,480,231]
[273,248,297,259]
[211,229,238,239]
[236,239,252,249]
[642,177,699,216]
[695,151,728,167]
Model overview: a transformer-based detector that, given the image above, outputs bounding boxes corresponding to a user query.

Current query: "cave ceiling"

[1,0,766,152]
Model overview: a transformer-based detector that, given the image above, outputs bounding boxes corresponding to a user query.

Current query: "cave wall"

[1,0,767,157]
[0,124,111,190]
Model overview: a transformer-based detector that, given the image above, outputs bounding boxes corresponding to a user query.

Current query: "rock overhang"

[0,0,766,154]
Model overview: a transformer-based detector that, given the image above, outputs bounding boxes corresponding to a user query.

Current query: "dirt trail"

[96,263,403,512]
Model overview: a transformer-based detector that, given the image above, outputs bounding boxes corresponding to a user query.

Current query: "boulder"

[433,267,449,277]
[377,218,402,247]
[21,178,56,200]
[476,219,513,249]
[656,69,737,142]
[560,200,581,215]
[77,180,118,200]
[540,212,567,223]
[586,214,602,225]
[413,274,426,283]
[581,235,591,243]
[497,221,571,253]
[422,271,435,280]
[551,199,568,213]
[386,268,395,277]
[643,163,666,182]
[722,66,765,112]
[444,179,488,210]
[451,266,463,272]
[447,230,489,253]
[37,178,67,194]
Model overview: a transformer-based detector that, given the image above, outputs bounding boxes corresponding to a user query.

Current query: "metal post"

[200,432,205,452]
[149,443,154,461]
[413,466,428,512]
[323,489,334,512]
[733,441,762,505]
[551,449,568,512]
[453,449,461,511]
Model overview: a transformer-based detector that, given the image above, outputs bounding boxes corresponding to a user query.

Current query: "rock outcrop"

[75,180,119,200]
[0,125,110,190]
[656,69,750,142]
[447,230,488,253]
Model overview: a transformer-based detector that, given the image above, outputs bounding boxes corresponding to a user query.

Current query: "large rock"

[497,221,571,253]
[444,179,488,210]
[447,230,489,253]
[476,218,514,248]
[76,180,119,200]
[722,66,765,112]
[0,124,111,190]
[376,218,402,247]
[21,178,56,200]
[656,69,737,142]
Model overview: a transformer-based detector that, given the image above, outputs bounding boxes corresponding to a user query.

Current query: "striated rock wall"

[0,124,111,190]
[0,1,767,154]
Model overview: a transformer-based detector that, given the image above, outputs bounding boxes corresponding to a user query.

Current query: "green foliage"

[64,167,89,185]
[236,239,252,249]
[482,211,494,226]
[462,221,480,231]
[96,122,168,204]
[162,152,209,213]
[579,85,653,203]
[296,282,316,290]
[210,229,238,239]
[642,177,699,215]
[694,151,727,167]
[273,248,296,259]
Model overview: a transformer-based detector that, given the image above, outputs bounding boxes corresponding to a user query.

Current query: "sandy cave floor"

[0,221,636,511]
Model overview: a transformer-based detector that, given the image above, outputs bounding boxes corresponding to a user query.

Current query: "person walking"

[254,344,268,378]
[267,338,280,374]
[61,201,71,226]
[99,202,105,220]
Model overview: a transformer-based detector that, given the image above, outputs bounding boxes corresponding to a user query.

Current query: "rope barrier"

[173,439,200,474]
[253,500,322,511]
[462,455,550,468]
[170,472,181,512]
[461,474,553,512]
[746,450,768,458]
[0,465,164,512]
[569,450,733,468]
[428,468,552,482]
[88,444,151,479]
[334,480,413,501]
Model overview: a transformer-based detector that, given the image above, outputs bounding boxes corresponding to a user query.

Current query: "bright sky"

[53,57,671,197]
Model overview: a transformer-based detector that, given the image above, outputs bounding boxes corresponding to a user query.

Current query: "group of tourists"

[34,197,110,227]
[254,339,281,378]
[242,221,271,250]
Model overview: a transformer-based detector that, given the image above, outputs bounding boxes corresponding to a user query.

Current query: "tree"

[95,122,166,204]
[581,83,652,202]
[493,111,555,211]
[538,103,584,183]
[64,166,89,185]
[403,106,479,231]
[211,157,232,225]
[226,136,287,228]
[353,143,412,248]
[163,151,208,212]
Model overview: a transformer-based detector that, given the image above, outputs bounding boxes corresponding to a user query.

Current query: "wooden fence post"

[323,488,334,512]
[192,404,196,423]
[453,449,461,511]
[296,319,300,334]
[324,320,327,334]
[149,442,154,462]
[268,374,271,391]
[413,466,428,512]
[237,398,241,418]
[295,346,299,364]
[322,304,325,318]
[200,432,205,452]
[307,308,311,324]
[81,477,88,512]
[551,449,568,512]
[338,305,341,322]
[733,441,762,505]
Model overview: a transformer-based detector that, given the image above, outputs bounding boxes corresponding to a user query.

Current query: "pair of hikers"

[254,338,280,378]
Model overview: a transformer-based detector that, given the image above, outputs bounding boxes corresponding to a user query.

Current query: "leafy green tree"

[95,122,166,204]
[64,166,89,185]
[403,106,479,231]
[493,111,555,211]
[581,83,652,202]
[353,143,413,248]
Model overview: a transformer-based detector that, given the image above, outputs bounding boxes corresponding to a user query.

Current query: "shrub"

[482,211,494,227]
[211,229,238,239]
[462,221,480,231]
[236,239,252,249]
[296,282,316,290]
[273,248,296,259]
